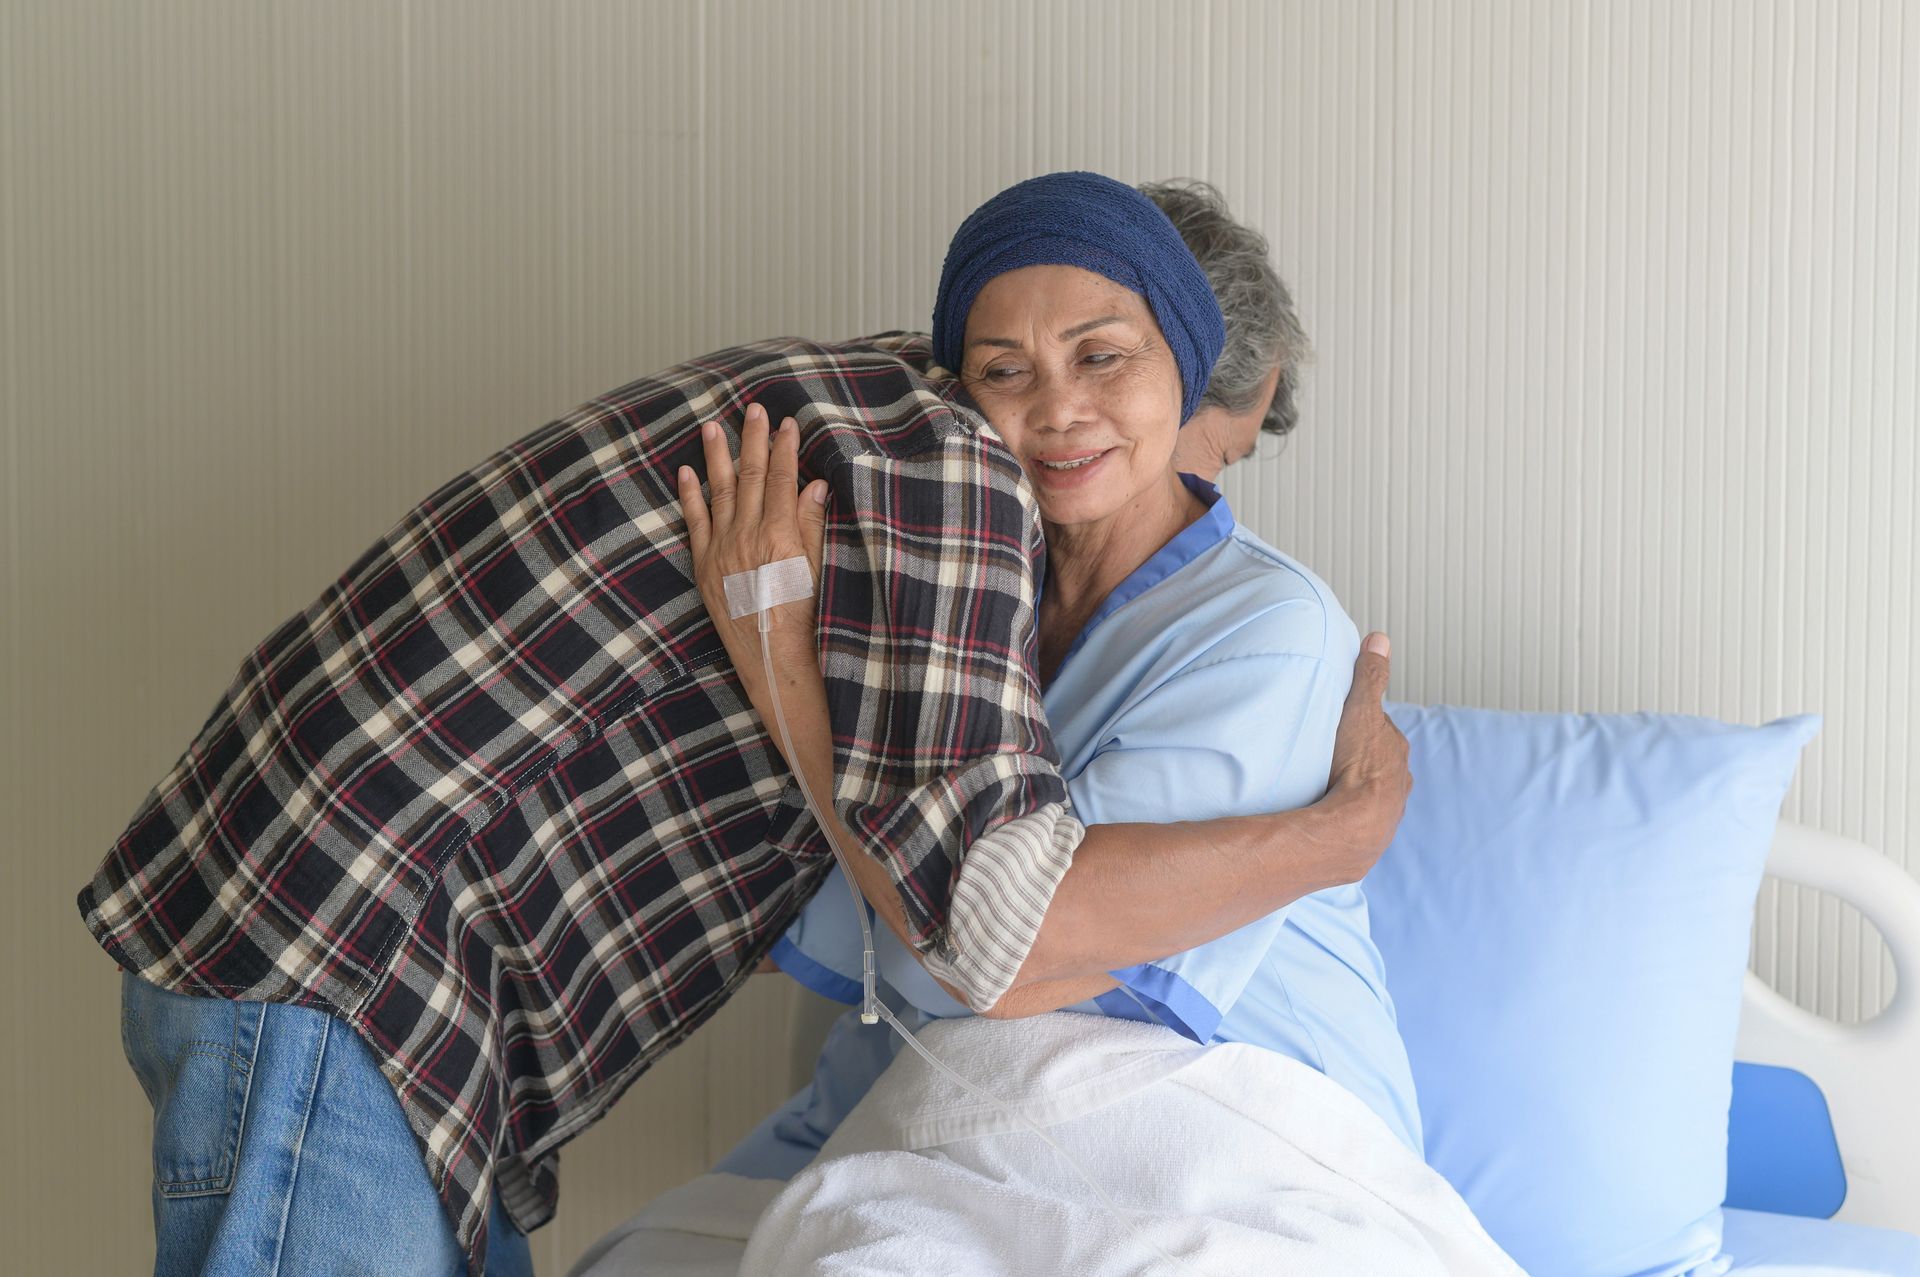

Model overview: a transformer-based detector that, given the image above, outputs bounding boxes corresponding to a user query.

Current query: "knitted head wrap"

[931,171,1226,424]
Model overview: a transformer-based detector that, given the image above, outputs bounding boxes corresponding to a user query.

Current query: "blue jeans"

[120,972,535,1277]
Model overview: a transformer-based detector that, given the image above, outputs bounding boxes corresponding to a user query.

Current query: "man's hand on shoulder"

[1321,632,1412,883]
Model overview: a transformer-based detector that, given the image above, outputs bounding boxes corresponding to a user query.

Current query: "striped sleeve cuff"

[917,802,1084,1012]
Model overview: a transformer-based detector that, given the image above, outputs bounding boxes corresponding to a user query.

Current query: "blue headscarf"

[931,171,1226,425]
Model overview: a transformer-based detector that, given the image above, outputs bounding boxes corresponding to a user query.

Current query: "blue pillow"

[1366,704,1820,1277]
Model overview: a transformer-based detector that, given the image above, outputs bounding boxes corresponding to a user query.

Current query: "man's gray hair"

[1139,179,1311,439]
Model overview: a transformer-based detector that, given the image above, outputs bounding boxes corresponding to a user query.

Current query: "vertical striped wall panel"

[2,2,1913,1270]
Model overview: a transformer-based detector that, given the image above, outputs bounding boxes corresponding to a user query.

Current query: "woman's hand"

[676,403,831,708]
[1320,632,1413,882]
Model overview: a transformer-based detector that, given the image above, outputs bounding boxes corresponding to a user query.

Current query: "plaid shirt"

[78,333,1084,1271]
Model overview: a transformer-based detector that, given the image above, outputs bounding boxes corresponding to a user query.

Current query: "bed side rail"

[1735,821,1920,1232]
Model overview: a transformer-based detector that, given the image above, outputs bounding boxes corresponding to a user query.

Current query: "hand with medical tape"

[677,403,828,711]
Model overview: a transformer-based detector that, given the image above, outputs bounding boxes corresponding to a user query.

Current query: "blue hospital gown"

[718,476,1422,1177]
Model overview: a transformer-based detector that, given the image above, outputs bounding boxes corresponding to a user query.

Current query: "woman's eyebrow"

[968,315,1129,351]
[1061,315,1125,339]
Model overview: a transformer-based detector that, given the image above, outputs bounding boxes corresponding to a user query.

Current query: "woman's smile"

[1032,446,1115,486]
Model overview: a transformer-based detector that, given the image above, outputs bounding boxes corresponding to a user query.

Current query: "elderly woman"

[677,172,1422,1187]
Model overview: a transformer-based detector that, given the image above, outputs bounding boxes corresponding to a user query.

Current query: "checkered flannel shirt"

[78,333,1084,1271]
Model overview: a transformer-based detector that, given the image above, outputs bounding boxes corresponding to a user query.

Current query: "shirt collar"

[1050,472,1235,676]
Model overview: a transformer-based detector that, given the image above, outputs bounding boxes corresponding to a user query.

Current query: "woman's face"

[959,265,1185,530]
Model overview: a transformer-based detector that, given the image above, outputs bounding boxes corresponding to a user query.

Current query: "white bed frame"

[780,820,1920,1233]
[1738,822,1920,1233]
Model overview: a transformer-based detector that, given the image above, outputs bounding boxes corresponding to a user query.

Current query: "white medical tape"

[722,555,814,618]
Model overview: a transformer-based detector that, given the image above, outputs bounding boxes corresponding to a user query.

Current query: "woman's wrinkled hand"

[676,402,831,702]
[1323,632,1413,881]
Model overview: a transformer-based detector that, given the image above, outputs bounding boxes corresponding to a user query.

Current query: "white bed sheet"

[566,1173,768,1277]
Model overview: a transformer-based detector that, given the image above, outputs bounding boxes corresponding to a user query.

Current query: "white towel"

[738,1013,1527,1277]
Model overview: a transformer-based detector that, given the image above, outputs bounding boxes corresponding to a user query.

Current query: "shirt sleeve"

[1067,645,1352,1043]
[816,419,1082,1013]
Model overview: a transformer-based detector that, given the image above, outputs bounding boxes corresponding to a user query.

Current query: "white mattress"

[1721,1208,1920,1276]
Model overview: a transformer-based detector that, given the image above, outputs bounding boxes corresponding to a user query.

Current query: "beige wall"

[4,1,1915,1271]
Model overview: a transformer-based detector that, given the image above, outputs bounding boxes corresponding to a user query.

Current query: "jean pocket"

[120,974,266,1198]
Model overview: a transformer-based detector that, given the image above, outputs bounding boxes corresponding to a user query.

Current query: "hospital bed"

[571,821,1920,1275]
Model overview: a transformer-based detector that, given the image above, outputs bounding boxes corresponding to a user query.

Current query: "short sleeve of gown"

[1069,646,1350,1043]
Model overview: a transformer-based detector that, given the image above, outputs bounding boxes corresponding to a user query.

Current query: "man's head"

[1139,180,1311,482]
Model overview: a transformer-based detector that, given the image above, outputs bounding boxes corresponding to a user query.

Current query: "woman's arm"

[678,407,1410,1013]
[749,605,1398,1006]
